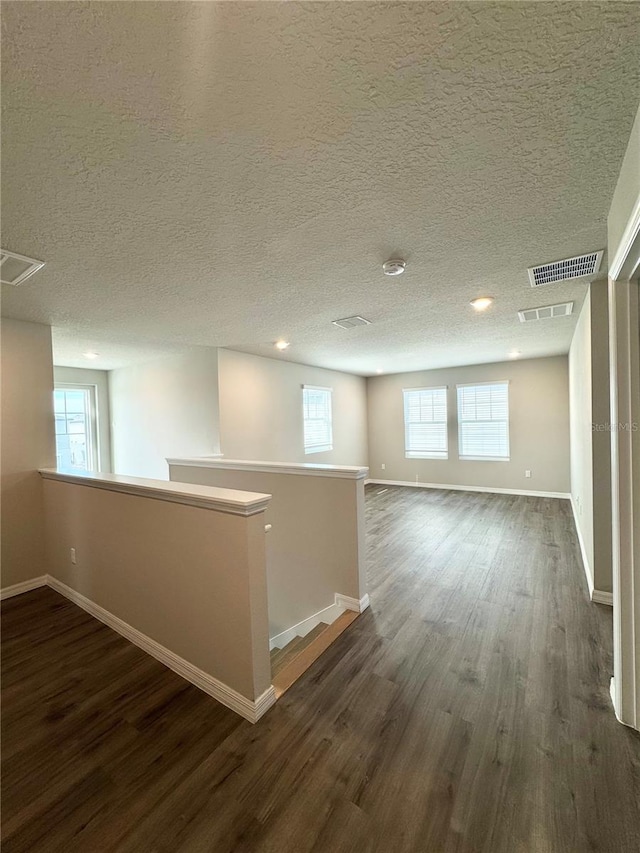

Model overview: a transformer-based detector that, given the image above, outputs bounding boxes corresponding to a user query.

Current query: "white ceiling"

[2,2,639,374]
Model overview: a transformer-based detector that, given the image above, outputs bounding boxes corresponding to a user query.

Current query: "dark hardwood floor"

[2,486,640,852]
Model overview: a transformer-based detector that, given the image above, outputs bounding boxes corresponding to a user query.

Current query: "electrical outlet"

[525,470,531,478]
[70,548,77,565]
[381,463,386,470]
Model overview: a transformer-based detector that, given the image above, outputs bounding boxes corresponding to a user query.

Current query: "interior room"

[2,2,640,851]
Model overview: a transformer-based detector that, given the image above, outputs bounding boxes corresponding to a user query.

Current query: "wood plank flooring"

[2,486,640,852]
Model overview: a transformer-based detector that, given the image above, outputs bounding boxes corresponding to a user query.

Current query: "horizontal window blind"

[403,387,448,459]
[457,382,510,460]
[303,386,333,454]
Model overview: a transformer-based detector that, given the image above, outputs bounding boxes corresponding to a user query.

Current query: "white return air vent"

[1,249,46,286]
[527,250,603,288]
[332,315,372,330]
[518,302,574,323]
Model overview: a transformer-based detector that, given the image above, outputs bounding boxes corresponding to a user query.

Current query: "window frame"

[402,385,449,460]
[54,383,100,473]
[456,380,510,462]
[302,384,333,455]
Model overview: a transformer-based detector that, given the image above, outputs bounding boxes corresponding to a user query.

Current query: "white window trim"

[403,385,449,460]
[456,380,511,388]
[302,384,333,455]
[54,383,101,472]
[456,381,510,462]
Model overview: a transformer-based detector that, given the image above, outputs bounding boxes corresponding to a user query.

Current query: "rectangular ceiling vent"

[332,315,372,330]
[527,250,603,288]
[1,249,45,286]
[518,301,574,323]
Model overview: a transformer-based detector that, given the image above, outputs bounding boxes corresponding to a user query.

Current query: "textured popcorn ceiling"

[2,1,640,374]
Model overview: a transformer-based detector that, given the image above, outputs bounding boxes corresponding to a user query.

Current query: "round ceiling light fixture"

[382,258,406,276]
[274,340,290,351]
[83,351,99,360]
[470,296,494,312]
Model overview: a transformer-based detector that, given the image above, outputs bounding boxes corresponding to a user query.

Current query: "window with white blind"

[457,381,510,461]
[302,385,333,454]
[403,386,448,459]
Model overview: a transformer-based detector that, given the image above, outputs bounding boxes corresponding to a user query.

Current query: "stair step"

[272,610,359,697]
[270,622,330,677]
[270,635,306,669]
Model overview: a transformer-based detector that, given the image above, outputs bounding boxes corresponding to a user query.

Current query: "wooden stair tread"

[272,610,359,697]
[270,622,330,677]
[270,635,305,669]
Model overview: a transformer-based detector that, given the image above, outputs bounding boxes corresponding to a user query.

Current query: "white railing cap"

[39,469,272,516]
[166,457,369,481]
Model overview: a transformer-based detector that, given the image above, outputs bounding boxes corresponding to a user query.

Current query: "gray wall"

[170,462,367,640]
[367,355,570,494]
[109,348,220,480]
[218,349,369,466]
[1,318,56,588]
[54,366,112,473]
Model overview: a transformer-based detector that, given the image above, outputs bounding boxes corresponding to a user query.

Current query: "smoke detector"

[1,249,45,286]
[382,258,406,276]
[527,251,603,288]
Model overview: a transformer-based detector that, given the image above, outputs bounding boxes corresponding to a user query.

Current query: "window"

[302,385,332,454]
[457,381,510,461]
[403,387,448,459]
[54,385,99,472]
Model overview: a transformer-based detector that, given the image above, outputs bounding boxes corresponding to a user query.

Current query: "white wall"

[1,319,56,588]
[607,98,640,729]
[568,282,613,596]
[109,348,220,480]
[608,103,640,269]
[589,282,612,593]
[218,349,368,466]
[54,366,112,473]
[367,355,570,494]
[569,294,595,586]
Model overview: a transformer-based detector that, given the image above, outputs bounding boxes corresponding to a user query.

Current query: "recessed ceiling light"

[470,296,494,312]
[83,351,99,360]
[382,258,406,276]
[509,350,521,359]
[274,340,290,351]
[376,369,383,374]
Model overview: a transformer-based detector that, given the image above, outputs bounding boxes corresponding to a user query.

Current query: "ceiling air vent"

[518,302,574,323]
[527,250,603,288]
[1,249,45,286]
[332,315,372,330]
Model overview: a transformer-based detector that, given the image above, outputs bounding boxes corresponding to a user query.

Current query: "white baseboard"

[335,592,370,613]
[269,599,346,651]
[269,590,370,650]
[592,589,614,607]
[44,575,276,724]
[570,495,594,598]
[0,576,48,600]
[366,479,570,499]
